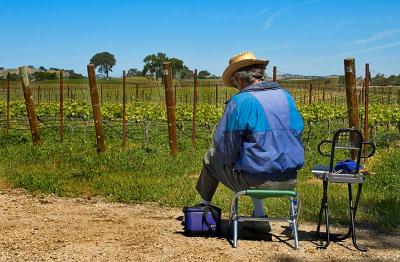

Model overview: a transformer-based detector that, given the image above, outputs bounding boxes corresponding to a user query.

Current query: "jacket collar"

[224,81,281,104]
[240,81,281,93]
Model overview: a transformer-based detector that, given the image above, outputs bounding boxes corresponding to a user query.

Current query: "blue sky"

[1,0,399,77]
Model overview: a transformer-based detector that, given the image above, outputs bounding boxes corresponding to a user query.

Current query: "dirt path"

[0,188,398,261]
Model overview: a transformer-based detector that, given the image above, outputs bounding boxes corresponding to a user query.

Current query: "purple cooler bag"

[183,204,221,236]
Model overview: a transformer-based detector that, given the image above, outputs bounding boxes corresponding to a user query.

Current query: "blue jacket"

[213,81,304,175]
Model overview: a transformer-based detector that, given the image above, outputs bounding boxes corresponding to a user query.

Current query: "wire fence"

[1,79,399,106]
[0,76,399,150]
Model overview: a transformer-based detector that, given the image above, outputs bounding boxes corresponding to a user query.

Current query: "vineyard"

[0,78,399,146]
[0,75,399,233]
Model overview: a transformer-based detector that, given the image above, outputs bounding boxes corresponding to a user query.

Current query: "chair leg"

[290,197,299,250]
[334,184,355,242]
[231,198,239,248]
[316,181,328,238]
[317,181,331,249]
[316,200,324,237]
[348,184,367,252]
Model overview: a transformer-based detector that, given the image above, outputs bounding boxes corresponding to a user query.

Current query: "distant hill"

[0,67,70,79]
[276,73,340,80]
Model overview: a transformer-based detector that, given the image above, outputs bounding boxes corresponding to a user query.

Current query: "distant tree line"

[338,73,400,86]
[370,73,400,86]
[89,51,219,80]
[1,51,220,81]
[0,66,85,81]
[128,52,219,80]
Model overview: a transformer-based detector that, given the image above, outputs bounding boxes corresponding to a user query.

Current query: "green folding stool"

[229,188,300,249]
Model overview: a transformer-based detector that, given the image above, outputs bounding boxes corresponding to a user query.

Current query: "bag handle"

[201,205,221,236]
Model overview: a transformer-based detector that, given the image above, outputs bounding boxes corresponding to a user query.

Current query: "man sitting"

[196,51,304,232]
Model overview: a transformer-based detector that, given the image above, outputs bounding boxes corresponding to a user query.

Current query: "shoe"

[244,215,272,233]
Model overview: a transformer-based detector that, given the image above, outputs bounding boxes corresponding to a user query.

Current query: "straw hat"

[222,51,269,87]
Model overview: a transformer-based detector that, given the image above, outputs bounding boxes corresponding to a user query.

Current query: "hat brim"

[222,59,269,87]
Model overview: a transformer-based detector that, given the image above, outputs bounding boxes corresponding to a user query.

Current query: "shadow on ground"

[175,216,400,252]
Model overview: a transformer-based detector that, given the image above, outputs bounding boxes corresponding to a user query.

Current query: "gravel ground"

[0,188,398,261]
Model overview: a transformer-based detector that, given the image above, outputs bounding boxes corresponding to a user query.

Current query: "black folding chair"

[311,128,375,251]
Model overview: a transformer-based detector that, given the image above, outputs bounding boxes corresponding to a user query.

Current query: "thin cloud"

[333,21,348,31]
[255,9,267,17]
[264,0,324,30]
[351,29,400,45]
[311,41,400,62]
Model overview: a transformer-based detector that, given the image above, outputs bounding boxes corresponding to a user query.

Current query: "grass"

[0,121,399,232]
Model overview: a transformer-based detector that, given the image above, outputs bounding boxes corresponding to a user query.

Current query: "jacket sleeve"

[212,100,243,165]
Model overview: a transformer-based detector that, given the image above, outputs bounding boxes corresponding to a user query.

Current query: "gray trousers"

[196,148,297,201]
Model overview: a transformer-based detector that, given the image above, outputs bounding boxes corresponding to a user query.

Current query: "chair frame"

[313,128,375,252]
[229,190,299,250]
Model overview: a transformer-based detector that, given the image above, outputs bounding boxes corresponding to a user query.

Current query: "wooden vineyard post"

[87,64,105,153]
[135,84,139,101]
[364,63,370,156]
[273,66,277,82]
[100,84,103,105]
[67,85,70,100]
[19,66,40,145]
[308,84,312,105]
[122,70,127,148]
[60,70,65,142]
[397,90,400,104]
[6,73,10,133]
[361,82,365,105]
[174,84,177,104]
[215,84,219,107]
[344,59,360,129]
[192,69,198,149]
[163,62,178,155]
[37,85,41,104]
[344,59,360,159]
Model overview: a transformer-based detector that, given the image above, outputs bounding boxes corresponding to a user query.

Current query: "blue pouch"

[183,204,221,236]
[334,159,362,173]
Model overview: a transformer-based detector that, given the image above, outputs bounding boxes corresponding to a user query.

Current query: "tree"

[180,66,194,79]
[0,67,4,70]
[8,73,20,81]
[142,53,194,80]
[198,70,211,79]
[209,74,220,79]
[28,65,35,69]
[32,71,57,81]
[90,52,116,79]
[142,52,168,80]
[126,68,143,77]
[39,66,47,71]
[67,70,85,79]
[169,58,184,79]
